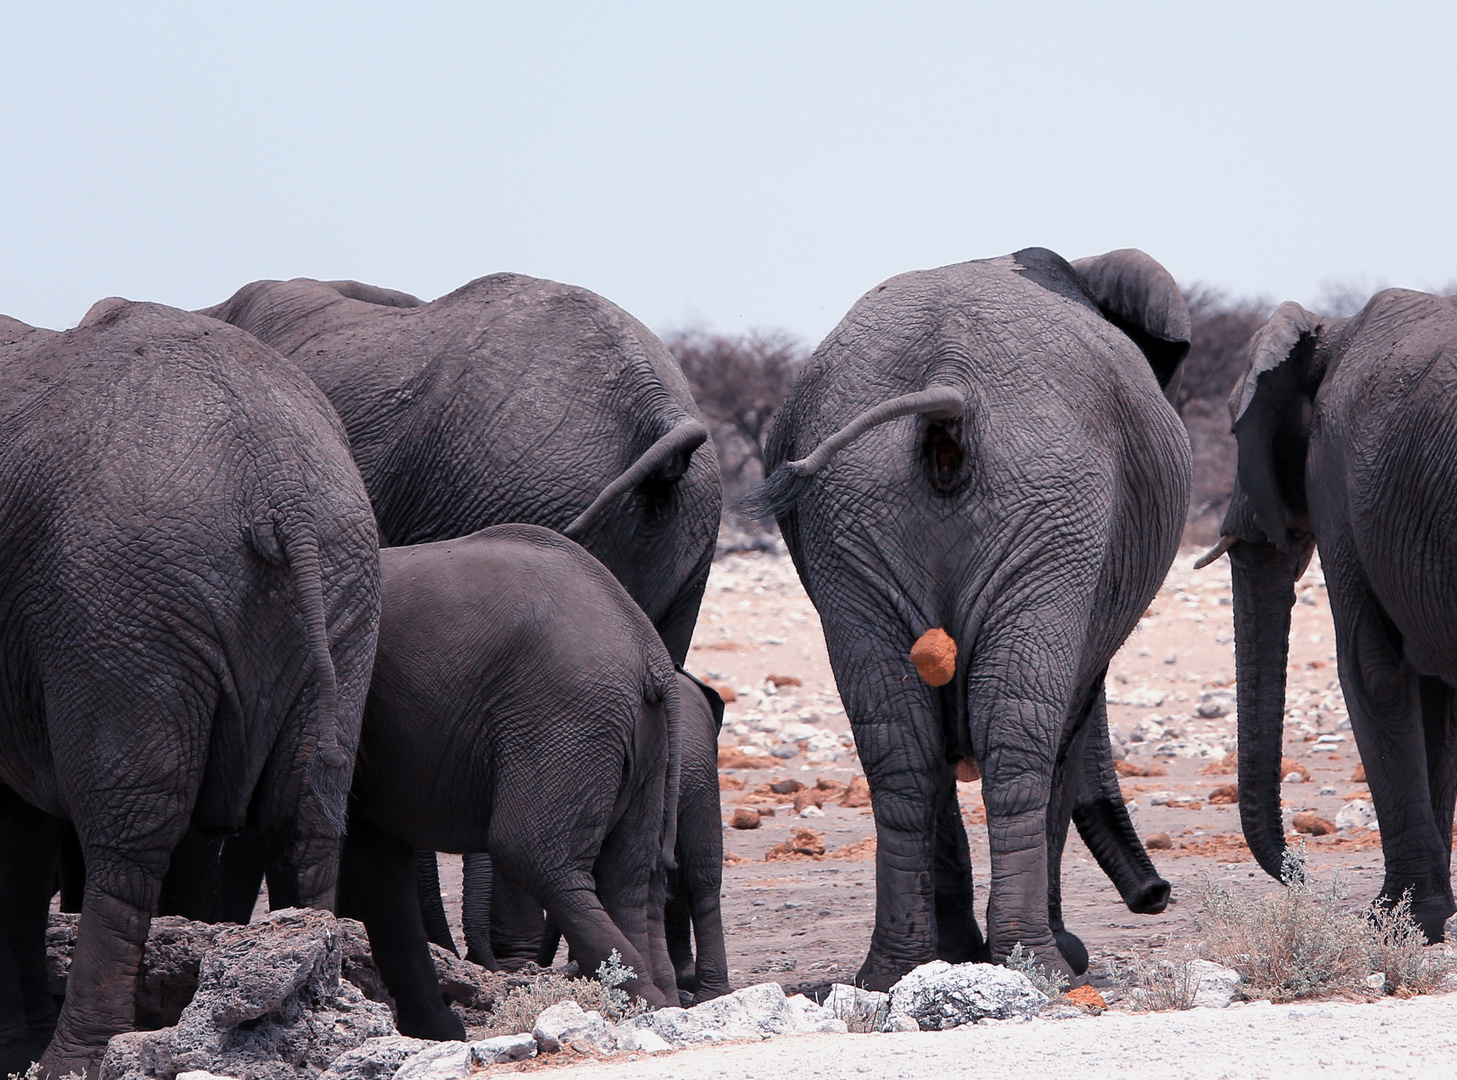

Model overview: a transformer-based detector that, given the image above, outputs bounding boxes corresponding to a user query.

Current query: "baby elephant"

[338,524,682,1039]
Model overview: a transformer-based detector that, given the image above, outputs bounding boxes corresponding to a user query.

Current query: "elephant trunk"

[1229,539,1303,882]
[1071,691,1170,913]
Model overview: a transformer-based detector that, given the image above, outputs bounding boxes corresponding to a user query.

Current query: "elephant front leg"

[337,820,465,1041]
[1335,587,1455,940]
[933,769,985,964]
[0,792,66,1077]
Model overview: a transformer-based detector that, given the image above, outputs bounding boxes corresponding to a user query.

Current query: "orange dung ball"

[910,628,957,686]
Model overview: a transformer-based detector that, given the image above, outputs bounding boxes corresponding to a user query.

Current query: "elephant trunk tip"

[911,628,957,686]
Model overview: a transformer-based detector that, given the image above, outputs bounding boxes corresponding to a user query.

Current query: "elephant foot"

[1053,928,1090,976]
[0,1033,48,1079]
[464,945,499,970]
[855,952,918,993]
[1125,877,1172,914]
[1375,886,1455,944]
[692,983,732,1005]
[39,1038,105,1080]
[1403,898,1454,944]
[396,1003,467,1042]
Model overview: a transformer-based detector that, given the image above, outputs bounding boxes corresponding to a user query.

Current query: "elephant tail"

[247,513,350,834]
[744,386,966,518]
[648,659,683,873]
[563,420,710,539]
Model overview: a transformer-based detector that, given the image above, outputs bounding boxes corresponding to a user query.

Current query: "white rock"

[786,993,849,1033]
[616,1026,674,1053]
[177,1072,241,1080]
[394,1041,472,1080]
[884,1014,920,1032]
[1130,717,1167,742]
[620,981,841,1046]
[1115,688,1166,708]
[823,982,890,1024]
[1186,960,1242,1008]
[319,1036,433,1080]
[1336,800,1378,831]
[1365,972,1387,991]
[470,1032,538,1064]
[887,961,1048,1030]
[798,804,826,818]
[1147,791,1174,805]
[806,748,844,764]
[533,999,616,1053]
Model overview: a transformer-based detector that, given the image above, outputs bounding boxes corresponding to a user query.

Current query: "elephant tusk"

[1193,534,1239,569]
[911,628,957,686]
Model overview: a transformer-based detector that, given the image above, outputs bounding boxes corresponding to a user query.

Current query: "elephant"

[753,248,1190,988]
[1197,289,1457,940]
[0,302,380,1076]
[339,524,684,1039]
[200,274,721,664]
[462,668,730,1005]
[200,273,724,989]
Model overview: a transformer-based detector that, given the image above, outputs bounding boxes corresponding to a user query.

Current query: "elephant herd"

[2,247,1455,1075]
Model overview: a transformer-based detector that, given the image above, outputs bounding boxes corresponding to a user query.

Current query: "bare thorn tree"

[1177,286,1272,544]
[665,327,806,522]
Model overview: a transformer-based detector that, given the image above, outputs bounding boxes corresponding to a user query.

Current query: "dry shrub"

[1367,894,1457,995]
[479,951,649,1036]
[1113,951,1202,1011]
[1193,846,1456,1001]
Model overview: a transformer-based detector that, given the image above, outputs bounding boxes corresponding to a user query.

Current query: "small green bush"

[1006,942,1070,1001]
[479,949,651,1036]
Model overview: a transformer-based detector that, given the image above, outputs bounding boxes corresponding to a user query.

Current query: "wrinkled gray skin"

[759,248,1190,989]
[467,669,729,1005]
[1207,290,1457,940]
[200,272,724,990]
[0,304,380,1077]
[200,275,721,664]
[339,525,680,1039]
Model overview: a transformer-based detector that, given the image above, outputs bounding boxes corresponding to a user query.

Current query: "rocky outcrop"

[99,909,396,1080]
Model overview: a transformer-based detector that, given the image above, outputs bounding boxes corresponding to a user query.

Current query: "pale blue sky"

[3,1,1454,342]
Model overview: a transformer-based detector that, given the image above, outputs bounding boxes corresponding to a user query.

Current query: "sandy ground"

[514,995,1457,1080]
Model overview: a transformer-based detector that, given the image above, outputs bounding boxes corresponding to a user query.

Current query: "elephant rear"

[348,524,681,1022]
[0,301,380,1075]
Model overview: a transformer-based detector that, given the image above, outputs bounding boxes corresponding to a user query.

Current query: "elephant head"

[1200,301,1332,881]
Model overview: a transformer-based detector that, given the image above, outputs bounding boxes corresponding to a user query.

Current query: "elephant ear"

[1070,250,1191,401]
[1228,302,1321,550]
